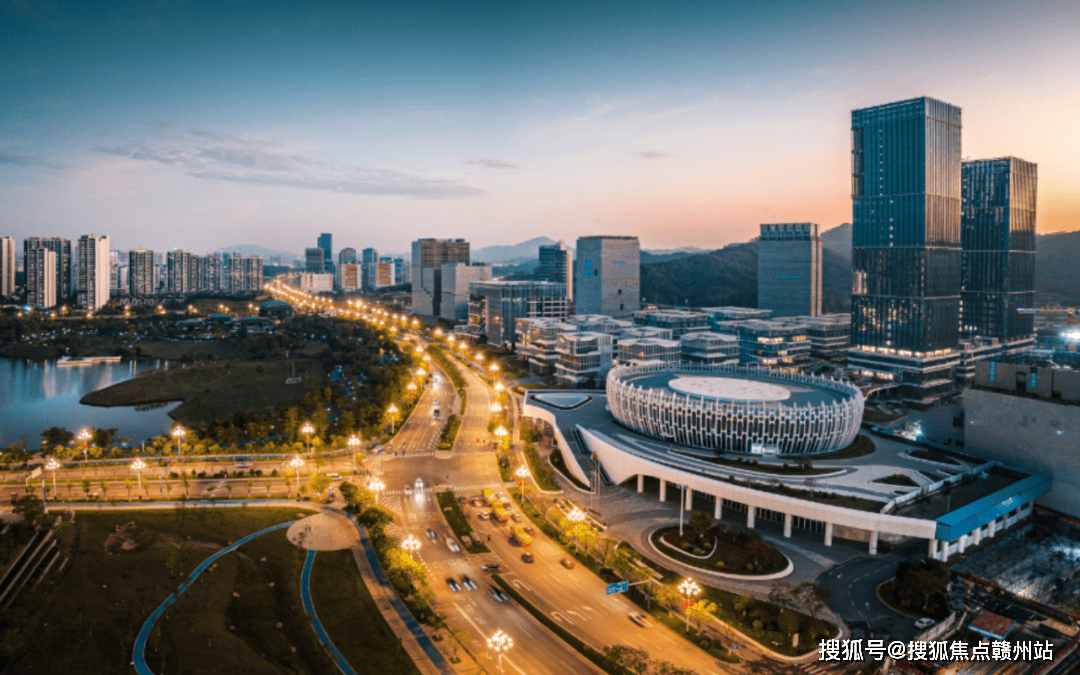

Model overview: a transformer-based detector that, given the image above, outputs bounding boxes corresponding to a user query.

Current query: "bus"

[492,505,508,524]
[510,525,532,547]
[482,488,494,506]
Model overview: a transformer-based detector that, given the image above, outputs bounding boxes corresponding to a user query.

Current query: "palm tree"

[98,481,108,499]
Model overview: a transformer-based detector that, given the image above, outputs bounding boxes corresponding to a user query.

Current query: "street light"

[288,455,305,496]
[77,428,92,463]
[300,422,315,455]
[44,457,60,504]
[369,478,385,506]
[493,425,508,450]
[407,382,417,396]
[401,534,421,559]
[347,435,362,473]
[515,466,530,501]
[678,578,701,633]
[387,404,399,434]
[489,402,502,415]
[130,458,147,500]
[172,426,186,458]
[487,630,513,675]
[567,506,586,551]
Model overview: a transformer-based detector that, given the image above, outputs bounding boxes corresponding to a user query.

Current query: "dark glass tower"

[851,97,962,354]
[960,158,1037,340]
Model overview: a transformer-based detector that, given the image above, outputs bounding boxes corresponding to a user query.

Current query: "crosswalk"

[381,482,506,497]
[802,662,845,675]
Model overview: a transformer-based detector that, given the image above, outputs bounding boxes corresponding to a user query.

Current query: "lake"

[0,357,180,449]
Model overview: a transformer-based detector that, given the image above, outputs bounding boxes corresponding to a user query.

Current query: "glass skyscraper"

[849,97,963,397]
[960,157,1037,340]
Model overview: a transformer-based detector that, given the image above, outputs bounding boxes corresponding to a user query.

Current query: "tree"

[629,566,655,607]
[686,599,718,631]
[805,477,818,498]
[603,645,651,674]
[12,494,46,527]
[180,474,190,497]
[768,580,797,611]
[448,627,469,661]
[654,583,681,614]
[99,480,108,499]
[359,505,394,530]
[688,511,713,535]
[794,582,832,621]
[308,473,332,497]
[81,478,92,498]
[246,480,254,498]
[92,427,119,449]
[894,559,949,616]
[124,477,134,499]
[41,426,74,449]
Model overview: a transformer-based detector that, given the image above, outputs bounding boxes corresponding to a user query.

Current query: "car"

[461,575,477,590]
[502,502,512,510]
[521,552,535,563]
[478,512,490,521]
[482,563,502,573]
[560,558,576,569]
[524,526,535,536]
[235,462,253,469]
[629,612,653,628]
[472,498,485,507]
[446,537,461,553]
[457,496,467,504]
[328,473,342,481]
[446,578,461,592]
[511,513,523,523]
[915,618,936,629]
[426,528,437,539]
[489,586,508,603]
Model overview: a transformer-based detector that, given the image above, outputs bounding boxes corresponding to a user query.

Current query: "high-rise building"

[537,240,573,301]
[24,237,72,302]
[574,236,640,318]
[193,254,224,292]
[361,248,380,264]
[0,235,14,298]
[77,234,110,311]
[305,248,325,273]
[166,250,194,294]
[227,254,263,294]
[368,261,394,288]
[318,233,332,264]
[111,263,129,294]
[339,247,357,265]
[849,97,962,399]
[411,238,470,317]
[437,264,492,321]
[26,247,57,309]
[758,223,822,318]
[336,263,361,291]
[129,249,155,297]
[960,157,1037,342]
[393,258,409,287]
[467,280,570,348]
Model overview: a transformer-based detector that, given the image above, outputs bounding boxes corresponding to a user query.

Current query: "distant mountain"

[641,250,699,264]
[1035,230,1080,306]
[640,242,852,313]
[472,237,561,264]
[821,223,852,259]
[219,244,300,262]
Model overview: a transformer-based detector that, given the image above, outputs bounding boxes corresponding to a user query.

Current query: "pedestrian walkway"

[301,550,358,675]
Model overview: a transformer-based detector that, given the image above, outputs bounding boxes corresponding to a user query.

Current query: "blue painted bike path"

[131,521,292,675]
[300,550,358,675]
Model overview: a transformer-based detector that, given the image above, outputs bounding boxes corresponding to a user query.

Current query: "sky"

[2,0,1079,257]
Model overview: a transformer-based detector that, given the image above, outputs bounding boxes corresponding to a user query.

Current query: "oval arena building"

[605,363,864,455]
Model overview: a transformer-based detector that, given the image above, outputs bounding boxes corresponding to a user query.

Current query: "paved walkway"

[301,549,358,675]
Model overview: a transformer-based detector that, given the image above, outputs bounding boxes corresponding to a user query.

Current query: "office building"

[775,314,852,359]
[467,280,570,349]
[299,273,333,293]
[0,235,14,298]
[758,223,822,318]
[166,250,194,294]
[436,264,492,321]
[129,249,155,297]
[393,258,409,287]
[24,237,71,302]
[713,319,811,368]
[318,233,332,267]
[617,337,681,366]
[367,261,394,289]
[555,332,614,386]
[632,309,711,338]
[339,247,356,266]
[411,238,471,317]
[960,157,1037,343]
[305,248,325,273]
[26,247,57,309]
[226,254,263,294]
[111,263,128,294]
[515,318,579,374]
[679,332,739,366]
[703,307,773,323]
[337,263,361,291]
[574,236,639,318]
[77,234,110,311]
[362,248,380,264]
[849,97,963,399]
[537,240,573,301]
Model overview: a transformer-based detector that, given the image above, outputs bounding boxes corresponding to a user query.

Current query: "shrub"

[699,638,711,649]
[745,563,754,571]
[693,548,704,556]
[270,469,279,477]
[714,561,725,568]
[753,620,764,630]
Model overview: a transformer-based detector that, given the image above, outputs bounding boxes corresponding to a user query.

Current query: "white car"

[915,618,936,629]
[328,473,342,481]
[446,537,461,553]
[446,578,461,592]
[460,575,477,590]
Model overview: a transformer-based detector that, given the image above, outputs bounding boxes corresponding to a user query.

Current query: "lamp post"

[679,483,687,537]
[678,578,701,633]
[172,426,186,458]
[387,404,399,434]
[490,402,502,415]
[77,428,92,464]
[407,382,417,397]
[369,478,385,506]
[44,457,60,504]
[288,455,304,497]
[300,422,315,455]
[401,534,421,559]
[487,630,513,675]
[567,506,586,552]
[131,458,147,500]
[348,435,361,473]
[493,425,508,451]
[515,466,530,502]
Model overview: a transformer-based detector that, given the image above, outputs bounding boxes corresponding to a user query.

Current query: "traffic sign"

[605,581,629,595]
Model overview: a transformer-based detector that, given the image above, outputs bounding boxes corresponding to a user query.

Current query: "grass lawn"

[80,359,326,427]
[809,434,876,461]
[310,550,422,675]
[863,408,905,424]
[873,473,920,487]
[0,507,315,674]
[435,491,489,554]
[522,444,559,491]
[549,448,592,491]
[650,526,787,575]
[907,447,962,467]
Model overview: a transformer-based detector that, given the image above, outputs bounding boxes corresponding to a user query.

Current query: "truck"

[492,505,508,524]
[482,488,494,506]
[510,525,533,547]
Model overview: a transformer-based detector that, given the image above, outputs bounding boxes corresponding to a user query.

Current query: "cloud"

[465,158,520,170]
[94,128,485,200]
[0,151,65,169]
[632,151,671,160]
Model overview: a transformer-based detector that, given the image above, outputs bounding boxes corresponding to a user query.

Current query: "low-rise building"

[299,273,333,293]
[468,280,569,349]
[632,309,711,338]
[775,314,851,359]
[680,332,738,366]
[555,331,614,386]
[618,337,681,366]
[715,319,811,369]
[516,318,578,375]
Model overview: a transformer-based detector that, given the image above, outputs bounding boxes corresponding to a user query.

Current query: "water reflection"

[0,357,179,449]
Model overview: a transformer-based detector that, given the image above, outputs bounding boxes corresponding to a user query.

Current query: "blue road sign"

[605,581,629,595]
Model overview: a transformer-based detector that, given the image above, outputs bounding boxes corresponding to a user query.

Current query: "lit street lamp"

[407,382,418,396]
[401,534,421,559]
[369,478,385,506]
[288,455,305,496]
[44,457,61,504]
[387,404,400,434]
[487,630,513,675]
[77,427,93,464]
[493,425,509,450]
[489,402,502,415]
[131,458,147,500]
[300,422,315,455]
[348,435,362,473]
[567,506,587,551]
[171,426,186,458]
[678,578,701,633]
[515,466,530,501]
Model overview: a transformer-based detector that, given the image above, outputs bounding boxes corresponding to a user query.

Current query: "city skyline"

[3,1,1080,254]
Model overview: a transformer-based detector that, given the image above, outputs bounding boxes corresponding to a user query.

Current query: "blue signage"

[605,580,629,595]
[988,362,997,382]
[1029,371,1038,390]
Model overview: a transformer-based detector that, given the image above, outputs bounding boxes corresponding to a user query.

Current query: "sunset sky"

[2,0,1079,256]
